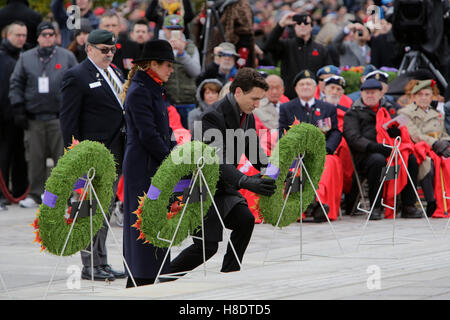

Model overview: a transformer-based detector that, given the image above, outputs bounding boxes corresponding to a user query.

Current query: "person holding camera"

[158,14,201,129]
[263,12,332,100]
[332,22,371,68]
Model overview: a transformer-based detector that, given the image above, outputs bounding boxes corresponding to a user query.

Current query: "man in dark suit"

[279,70,343,222]
[60,29,126,281]
[170,68,276,276]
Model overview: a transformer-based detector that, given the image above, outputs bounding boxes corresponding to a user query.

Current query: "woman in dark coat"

[121,39,177,287]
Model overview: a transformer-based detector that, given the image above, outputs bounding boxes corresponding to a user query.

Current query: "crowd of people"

[1,0,450,286]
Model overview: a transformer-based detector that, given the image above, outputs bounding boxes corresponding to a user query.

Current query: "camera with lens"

[293,14,310,25]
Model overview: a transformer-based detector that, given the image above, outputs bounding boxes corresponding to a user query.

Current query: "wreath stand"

[356,137,436,250]
[44,167,136,298]
[0,273,9,298]
[263,153,344,265]
[441,185,450,235]
[154,157,243,283]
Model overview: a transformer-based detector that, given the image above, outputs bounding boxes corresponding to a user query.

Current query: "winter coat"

[122,70,176,279]
[398,102,450,180]
[9,46,78,116]
[279,98,342,154]
[343,97,397,169]
[199,92,268,241]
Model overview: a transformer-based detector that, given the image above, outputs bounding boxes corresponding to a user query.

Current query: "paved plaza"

[1,202,450,301]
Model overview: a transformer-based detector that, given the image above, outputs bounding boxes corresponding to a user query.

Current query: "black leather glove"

[238,174,277,196]
[13,103,28,130]
[387,126,401,138]
[432,140,450,156]
[367,142,391,157]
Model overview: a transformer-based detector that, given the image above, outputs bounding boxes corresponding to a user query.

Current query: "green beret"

[87,29,116,45]
[411,79,434,95]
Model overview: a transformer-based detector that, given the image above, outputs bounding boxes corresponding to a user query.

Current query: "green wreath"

[259,123,326,227]
[134,140,220,248]
[32,140,116,256]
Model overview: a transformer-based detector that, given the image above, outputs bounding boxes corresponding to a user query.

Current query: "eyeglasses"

[91,44,117,54]
[40,32,55,38]
[218,53,235,58]
[296,20,311,26]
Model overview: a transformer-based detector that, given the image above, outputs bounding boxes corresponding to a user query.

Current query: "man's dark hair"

[229,68,269,94]
[132,19,150,32]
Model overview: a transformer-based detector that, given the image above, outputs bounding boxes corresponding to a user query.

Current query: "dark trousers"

[81,133,124,268]
[170,203,255,274]
[0,122,28,199]
[420,161,435,203]
[361,152,419,208]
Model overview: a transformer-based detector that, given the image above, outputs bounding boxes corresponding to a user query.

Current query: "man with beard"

[196,42,239,86]
[60,29,126,281]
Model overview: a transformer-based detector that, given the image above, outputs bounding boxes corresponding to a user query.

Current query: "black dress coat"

[278,98,342,154]
[199,93,268,242]
[122,70,176,279]
[343,97,397,169]
[60,58,125,173]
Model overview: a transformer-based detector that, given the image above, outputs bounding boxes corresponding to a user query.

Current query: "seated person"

[323,75,354,202]
[279,70,343,222]
[315,65,352,108]
[343,78,422,220]
[398,79,450,217]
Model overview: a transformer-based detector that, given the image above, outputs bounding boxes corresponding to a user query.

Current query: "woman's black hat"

[133,39,176,64]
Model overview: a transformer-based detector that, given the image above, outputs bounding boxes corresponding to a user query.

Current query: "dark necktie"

[305,102,311,112]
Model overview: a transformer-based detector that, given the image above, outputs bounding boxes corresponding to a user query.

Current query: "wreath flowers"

[259,123,326,227]
[133,140,220,248]
[32,139,116,256]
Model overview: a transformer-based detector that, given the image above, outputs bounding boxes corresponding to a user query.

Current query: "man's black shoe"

[369,207,383,220]
[101,264,127,279]
[81,266,115,281]
[312,204,329,223]
[401,205,422,219]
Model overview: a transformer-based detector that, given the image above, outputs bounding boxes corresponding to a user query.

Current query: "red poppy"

[55,63,61,70]
[389,108,395,115]
[315,110,321,116]
[431,79,436,87]
[312,49,319,56]
[116,43,122,50]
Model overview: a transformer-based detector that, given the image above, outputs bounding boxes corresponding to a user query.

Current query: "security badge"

[89,73,102,88]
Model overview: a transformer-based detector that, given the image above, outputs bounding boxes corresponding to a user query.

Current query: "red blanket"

[413,141,450,218]
[315,154,344,220]
[376,108,415,218]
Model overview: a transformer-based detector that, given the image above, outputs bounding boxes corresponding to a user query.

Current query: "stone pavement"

[1,202,450,301]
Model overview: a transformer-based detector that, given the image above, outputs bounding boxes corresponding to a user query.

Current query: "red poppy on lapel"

[389,108,395,115]
[116,43,122,50]
[315,109,321,116]
[312,49,319,56]
[55,63,61,70]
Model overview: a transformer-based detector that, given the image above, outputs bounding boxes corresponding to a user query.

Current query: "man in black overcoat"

[60,29,126,281]
[170,68,276,275]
